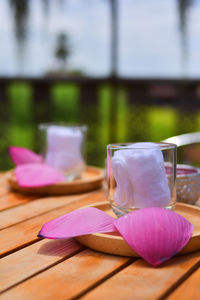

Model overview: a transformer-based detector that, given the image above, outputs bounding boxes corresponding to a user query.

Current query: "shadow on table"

[37,238,82,257]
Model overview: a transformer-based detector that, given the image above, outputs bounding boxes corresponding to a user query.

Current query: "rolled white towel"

[111,143,171,208]
[45,126,84,173]
[112,155,133,207]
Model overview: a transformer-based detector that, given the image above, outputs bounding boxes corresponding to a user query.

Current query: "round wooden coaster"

[76,202,200,257]
[7,166,104,195]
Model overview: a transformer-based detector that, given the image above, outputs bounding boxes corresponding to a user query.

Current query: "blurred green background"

[1,82,200,170]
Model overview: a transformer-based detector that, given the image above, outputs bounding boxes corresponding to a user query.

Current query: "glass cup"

[176,164,200,205]
[107,142,177,217]
[38,123,87,181]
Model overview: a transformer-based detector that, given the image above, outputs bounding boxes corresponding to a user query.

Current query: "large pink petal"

[114,207,193,266]
[38,207,115,239]
[15,163,65,187]
[9,146,43,165]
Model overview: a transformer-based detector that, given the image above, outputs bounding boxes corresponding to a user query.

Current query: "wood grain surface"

[82,252,200,300]
[0,250,133,300]
[0,171,199,300]
[0,194,84,230]
[0,239,83,293]
[0,192,37,212]
[0,190,106,257]
[166,267,200,300]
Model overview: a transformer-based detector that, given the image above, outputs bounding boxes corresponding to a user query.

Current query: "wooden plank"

[0,238,83,293]
[0,190,106,257]
[0,249,133,300]
[82,252,200,300]
[0,193,87,230]
[0,172,9,181]
[166,267,200,300]
[0,192,37,212]
[0,175,10,197]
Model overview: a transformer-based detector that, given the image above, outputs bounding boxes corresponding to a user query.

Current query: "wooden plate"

[7,166,104,195]
[76,202,200,257]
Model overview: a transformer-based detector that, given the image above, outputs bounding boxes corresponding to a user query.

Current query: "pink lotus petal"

[38,207,115,239]
[15,163,65,187]
[114,207,193,266]
[9,146,43,166]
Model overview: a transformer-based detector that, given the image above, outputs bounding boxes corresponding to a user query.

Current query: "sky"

[0,0,200,77]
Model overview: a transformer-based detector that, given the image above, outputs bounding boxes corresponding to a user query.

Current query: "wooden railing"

[0,76,200,104]
[0,76,200,169]
[1,76,200,123]
[1,77,200,128]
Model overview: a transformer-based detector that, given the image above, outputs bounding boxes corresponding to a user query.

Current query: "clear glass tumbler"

[176,164,200,205]
[39,123,87,181]
[107,142,177,217]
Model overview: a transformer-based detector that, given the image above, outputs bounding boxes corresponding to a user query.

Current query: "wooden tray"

[7,166,104,195]
[76,202,200,257]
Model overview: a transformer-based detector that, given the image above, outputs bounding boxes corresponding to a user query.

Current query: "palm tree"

[55,33,70,70]
[9,0,29,55]
[8,0,195,77]
[109,0,118,78]
[177,0,194,75]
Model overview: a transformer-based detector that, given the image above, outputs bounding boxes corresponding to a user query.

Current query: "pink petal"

[15,163,65,187]
[9,146,43,166]
[38,207,115,239]
[114,207,193,266]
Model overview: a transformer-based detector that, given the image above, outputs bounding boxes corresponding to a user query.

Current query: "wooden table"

[0,173,200,300]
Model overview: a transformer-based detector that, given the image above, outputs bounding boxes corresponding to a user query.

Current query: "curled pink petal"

[9,146,43,165]
[38,207,115,239]
[114,207,193,266]
[15,163,65,187]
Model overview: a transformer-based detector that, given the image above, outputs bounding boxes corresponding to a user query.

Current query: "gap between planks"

[0,238,85,295]
[0,192,92,231]
[79,252,200,300]
[0,192,40,212]
[0,249,135,300]
[1,252,200,300]
[71,258,136,300]
[158,257,200,300]
[166,267,200,299]
[0,190,106,258]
